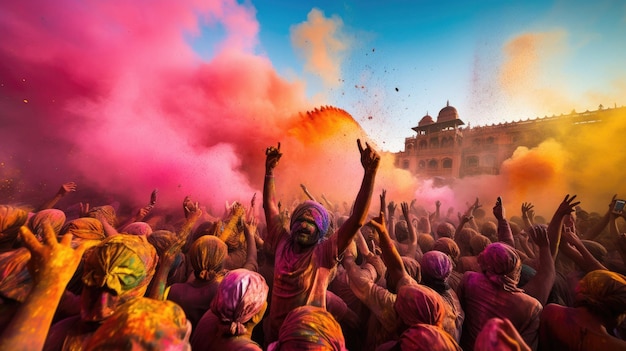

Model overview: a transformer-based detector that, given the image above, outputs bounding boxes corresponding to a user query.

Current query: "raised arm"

[521,202,535,229]
[241,216,259,272]
[522,224,554,305]
[0,224,85,350]
[263,143,282,246]
[38,181,77,211]
[371,210,406,293]
[547,194,580,259]
[493,196,515,247]
[401,201,420,260]
[300,184,318,203]
[335,139,380,254]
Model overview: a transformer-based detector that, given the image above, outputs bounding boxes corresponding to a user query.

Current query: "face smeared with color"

[290,212,320,247]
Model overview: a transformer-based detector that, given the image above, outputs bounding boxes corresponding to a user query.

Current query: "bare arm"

[336,139,380,254]
[522,225,555,306]
[300,184,317,203]
[38,182,77,211]
[241,216,259,272]
[493,196,515,247]
[0,225,85,350]
[371,211,406,292]
[547,194,580,259]
[263,143,283,252]
[402,202,420,259]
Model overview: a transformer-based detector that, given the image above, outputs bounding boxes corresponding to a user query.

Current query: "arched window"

[467,156,479,167]
[402,160,410,169]
[430,137,439,148]
[418,160,426,169]
[486,136,495,144]
[428,159,438,169]
[442,158,452,168]
[406,143,414,150]
[419,140,427,150]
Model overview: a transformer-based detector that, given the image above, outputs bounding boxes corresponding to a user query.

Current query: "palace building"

[394,101,625,181]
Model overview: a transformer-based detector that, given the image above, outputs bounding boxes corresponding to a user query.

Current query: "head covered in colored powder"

[0,205,28,249]
[289,200,331,243]
[395,284,446,329]
[397,324,462,351]
[121,222,153,236]
[80,234,158,321]
[210,268,269,336]
[84,297,191,351]
[477,242,523,292]
[575,269,626,319]
[433,237,461,264]
[420,250,453,293]
[474,317,531,351]
[267,305,346,351]
[60,217,105,249]
[29,209,66,237]
[188,235,228,281]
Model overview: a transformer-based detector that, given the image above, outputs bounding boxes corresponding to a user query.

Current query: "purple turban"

[478,242,522,292]
[210,269,269,336]
[290,201,331,240]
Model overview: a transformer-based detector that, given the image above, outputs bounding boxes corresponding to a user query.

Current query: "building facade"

[395,102,625,180]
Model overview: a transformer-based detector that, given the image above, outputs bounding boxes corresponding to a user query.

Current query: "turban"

[29,209,66,237]
[0,205,28,247]
[268,305,346,351]
[210,269,269,336]
[188,235,228,281]
[433,238,460,263]
[61,217,105,249]
[399,324,462,351]
[470,234,491,256]
[395,284,445,327]
[421,250,453,289]
[478,243,522,293]
[402,256,422,283]
[290,201,331,241]
[0,248,32,302]
[82,234,157,298]
[147,230,178,257]
[436,222,456,239]
[418,234,435,253]
[121,222,153,236]
[575,270,626,318]
[474,317,531,351]
[455,227,478,255]
[85,297,190,351]
[86,205,117,227]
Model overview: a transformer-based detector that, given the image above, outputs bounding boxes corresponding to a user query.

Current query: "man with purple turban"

[192,269,269,350]
[458,242,542,350]
[262,140,380,344]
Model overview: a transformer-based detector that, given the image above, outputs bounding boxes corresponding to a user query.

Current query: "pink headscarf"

[477,243,523,293]
[475,317,530,351]
[395,284,446,328]
[210,269,269,336]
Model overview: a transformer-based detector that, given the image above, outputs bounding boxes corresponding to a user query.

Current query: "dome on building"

[418,113,434,127]
[436,100,459,123]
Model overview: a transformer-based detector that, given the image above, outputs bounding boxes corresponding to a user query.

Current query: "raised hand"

[556,194,580,217]
[357,139,380,174]
[493,196,505,220]
[20,224,86,286]
[527,224,549,248]
[59,182,77,196]
[265,142,282,173]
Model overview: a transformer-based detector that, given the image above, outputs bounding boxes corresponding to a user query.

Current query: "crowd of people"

[1,139,626,350]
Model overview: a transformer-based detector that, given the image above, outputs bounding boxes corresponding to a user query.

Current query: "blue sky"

[192,0,626,151]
